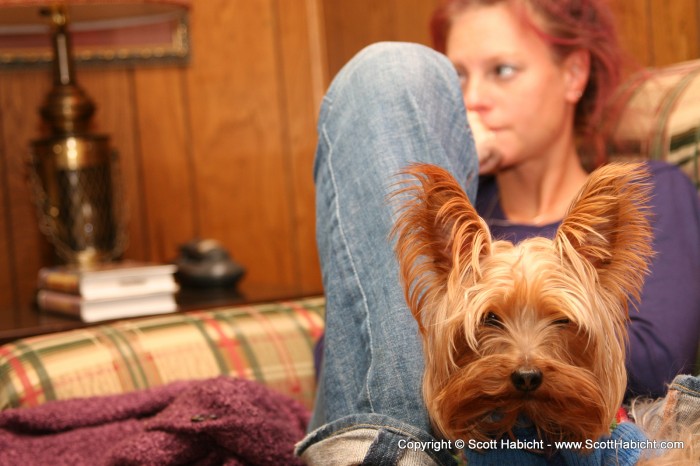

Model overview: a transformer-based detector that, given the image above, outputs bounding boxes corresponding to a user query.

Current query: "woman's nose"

[462,77,490,112]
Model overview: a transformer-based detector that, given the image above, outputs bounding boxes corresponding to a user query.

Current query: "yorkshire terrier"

[392,162,697,464]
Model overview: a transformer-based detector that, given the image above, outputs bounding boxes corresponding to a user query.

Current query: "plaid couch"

[0,296,325,411]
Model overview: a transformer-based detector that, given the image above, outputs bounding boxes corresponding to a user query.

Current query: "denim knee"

[328,41,461,109]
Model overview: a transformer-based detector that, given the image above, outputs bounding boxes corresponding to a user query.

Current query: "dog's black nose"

[511,367,543,392]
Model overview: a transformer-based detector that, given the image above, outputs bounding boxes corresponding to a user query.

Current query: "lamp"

[31,4,120,266]
[0,0,190,67]
[0,0,189,265]
[0,0,190,266]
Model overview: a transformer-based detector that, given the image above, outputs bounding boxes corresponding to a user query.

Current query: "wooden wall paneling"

[607,0,653,72]
[391,0,441,48]
[272,0,327,295]
[648,0,700,66]
[133,66,196,262]
[322,0,394,78]
[0,78,17,326]
[78,68,148,262]
[0,70,54,321]
[186,0,298,291]
[322,0,441,79]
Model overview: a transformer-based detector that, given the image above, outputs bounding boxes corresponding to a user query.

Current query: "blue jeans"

[295,42,478,465]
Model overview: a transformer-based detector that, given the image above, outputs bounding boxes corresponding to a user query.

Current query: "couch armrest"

[0,296,325,411]
[603,59,700,190]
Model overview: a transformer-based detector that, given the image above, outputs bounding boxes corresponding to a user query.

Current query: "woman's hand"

[469,114,501,175]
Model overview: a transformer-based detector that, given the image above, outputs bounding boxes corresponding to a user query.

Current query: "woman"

[297,1,700,464]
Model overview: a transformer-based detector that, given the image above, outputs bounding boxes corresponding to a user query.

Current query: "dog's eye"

[483,312,503,328]
[553,317,571,327]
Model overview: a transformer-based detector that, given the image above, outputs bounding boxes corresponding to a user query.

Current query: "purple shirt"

[476,160,700,398]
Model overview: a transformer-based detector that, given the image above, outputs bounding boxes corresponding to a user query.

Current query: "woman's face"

[446,2,586,173]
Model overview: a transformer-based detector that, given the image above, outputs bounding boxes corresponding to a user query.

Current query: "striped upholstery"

[0,296,325,411]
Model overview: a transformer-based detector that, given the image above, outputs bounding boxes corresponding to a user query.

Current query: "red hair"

[430,0,623,164]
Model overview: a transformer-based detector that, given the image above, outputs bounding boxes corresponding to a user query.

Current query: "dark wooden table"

[0,283,312,345]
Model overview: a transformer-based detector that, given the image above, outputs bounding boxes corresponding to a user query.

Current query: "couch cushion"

[0,296,325,411]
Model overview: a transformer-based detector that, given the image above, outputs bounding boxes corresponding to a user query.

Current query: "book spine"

[36,291,81,316]
[38,270,80,295]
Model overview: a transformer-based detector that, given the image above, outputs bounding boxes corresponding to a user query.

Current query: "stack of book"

[36,261,179,323]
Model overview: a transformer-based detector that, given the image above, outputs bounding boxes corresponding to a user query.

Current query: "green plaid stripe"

[0,296,325,410]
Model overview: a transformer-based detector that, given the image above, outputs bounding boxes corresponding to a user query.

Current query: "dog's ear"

[554,162,654,309]
[392,163,491,333]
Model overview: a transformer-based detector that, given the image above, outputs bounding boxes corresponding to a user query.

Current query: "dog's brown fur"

[392,162,697,464]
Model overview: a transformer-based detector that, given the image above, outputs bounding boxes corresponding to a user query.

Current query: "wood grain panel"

[273,0,327,295]
[0,70,54,322]
[323,0,393,78]
[186,0,297,291]
[391,0,441,47]
[607,0,652,73]
[322,0,440,79]
[648,0,700,66]
[0,80,17,326]
[133,66,195,262]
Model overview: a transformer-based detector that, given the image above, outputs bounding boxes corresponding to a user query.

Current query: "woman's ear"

[563,49,591,103]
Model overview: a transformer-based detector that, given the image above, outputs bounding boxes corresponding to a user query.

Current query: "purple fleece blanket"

[0,376,309,465]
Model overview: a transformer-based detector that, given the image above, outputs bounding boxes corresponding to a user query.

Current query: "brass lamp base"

[29,5,123,266]
[32,133,116,266]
